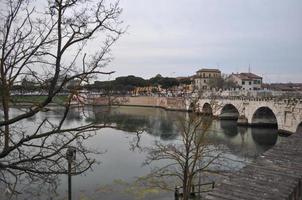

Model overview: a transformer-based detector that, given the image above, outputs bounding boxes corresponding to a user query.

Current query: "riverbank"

[89,96,191,112]
[10,95,68,105]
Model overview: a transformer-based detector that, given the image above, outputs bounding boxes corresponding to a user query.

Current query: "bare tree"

[208,74,237,91]
[0,0,124,197]
[143,113,225,200]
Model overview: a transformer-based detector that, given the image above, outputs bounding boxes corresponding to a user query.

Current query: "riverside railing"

[174,182,215,200]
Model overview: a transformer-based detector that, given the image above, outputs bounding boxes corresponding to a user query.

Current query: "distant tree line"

[10,75,84,94]
[10,73,258,95]
[9,74,193,95]
[84,74,192,94]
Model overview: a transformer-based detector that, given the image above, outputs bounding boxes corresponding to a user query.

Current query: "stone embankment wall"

[90,96,190,111]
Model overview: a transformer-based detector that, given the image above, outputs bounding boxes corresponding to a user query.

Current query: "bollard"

[174,187,179,200]
[66,146,76,200]
[191,185,195,197]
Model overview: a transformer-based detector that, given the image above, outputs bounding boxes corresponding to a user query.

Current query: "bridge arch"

[201,103,213,115]
[297,122,302,134]
[251,106,278,128]
[220,104,239,120]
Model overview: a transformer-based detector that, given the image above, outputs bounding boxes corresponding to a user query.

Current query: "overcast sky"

[104,0,302,83]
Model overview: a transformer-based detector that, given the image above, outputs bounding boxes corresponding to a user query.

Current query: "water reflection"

[92,106,180,140]
[220,120,238,138]
[252,127,278,147]
[92,106,286,160]
[38,106,84,123]
[3,106,285,200]
[217,120,279,155]
[91,106,282,156]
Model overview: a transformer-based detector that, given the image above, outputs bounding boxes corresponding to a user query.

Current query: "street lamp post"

[66,146,76,200]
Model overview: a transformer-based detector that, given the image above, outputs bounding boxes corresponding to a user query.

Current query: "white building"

[229,73,262,91]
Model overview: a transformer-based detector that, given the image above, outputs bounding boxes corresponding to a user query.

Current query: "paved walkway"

[205,133,302,200]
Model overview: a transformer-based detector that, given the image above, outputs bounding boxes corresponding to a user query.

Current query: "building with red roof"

[229,72,263,90]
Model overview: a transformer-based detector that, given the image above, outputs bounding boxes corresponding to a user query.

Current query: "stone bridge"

[88,95,302,134]
[195,98,302,134]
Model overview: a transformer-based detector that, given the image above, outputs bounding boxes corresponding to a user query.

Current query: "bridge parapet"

[197,97,302,133]
[200,95,302,104]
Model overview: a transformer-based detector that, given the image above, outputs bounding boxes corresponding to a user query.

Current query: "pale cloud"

[65,0,302,83]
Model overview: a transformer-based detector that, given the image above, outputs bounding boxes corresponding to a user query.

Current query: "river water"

[2,106,286,200]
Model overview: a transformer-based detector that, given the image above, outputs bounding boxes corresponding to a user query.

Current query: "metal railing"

[174,182,215,200]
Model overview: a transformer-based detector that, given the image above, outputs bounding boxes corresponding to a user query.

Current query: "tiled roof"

[197,68,221,73]
[232,72,262,80]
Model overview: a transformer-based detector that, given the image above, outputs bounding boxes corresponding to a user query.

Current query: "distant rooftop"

[197,68,221,73]
[232,72,262,80]
[175,76,189,80]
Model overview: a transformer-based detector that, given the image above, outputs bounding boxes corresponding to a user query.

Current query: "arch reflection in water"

[251,127,278,151]
[220,120,238,138]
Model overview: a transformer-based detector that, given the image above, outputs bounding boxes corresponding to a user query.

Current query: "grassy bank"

[11,95,68,105]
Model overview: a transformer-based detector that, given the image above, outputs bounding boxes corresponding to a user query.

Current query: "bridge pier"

[237,115,248,126]
[219,114,238,120]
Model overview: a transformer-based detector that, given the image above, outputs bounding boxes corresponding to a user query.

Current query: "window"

[209,74,211,78]
[204,79,206,83]
[249,81,251,85]
[242,81,245,85]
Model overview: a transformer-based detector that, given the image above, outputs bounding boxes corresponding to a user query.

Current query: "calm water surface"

[4,106,285,200]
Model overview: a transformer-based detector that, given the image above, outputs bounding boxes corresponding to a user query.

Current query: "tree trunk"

[0,62,10,152]
[183,147,191,200]
[2,82,10,151]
